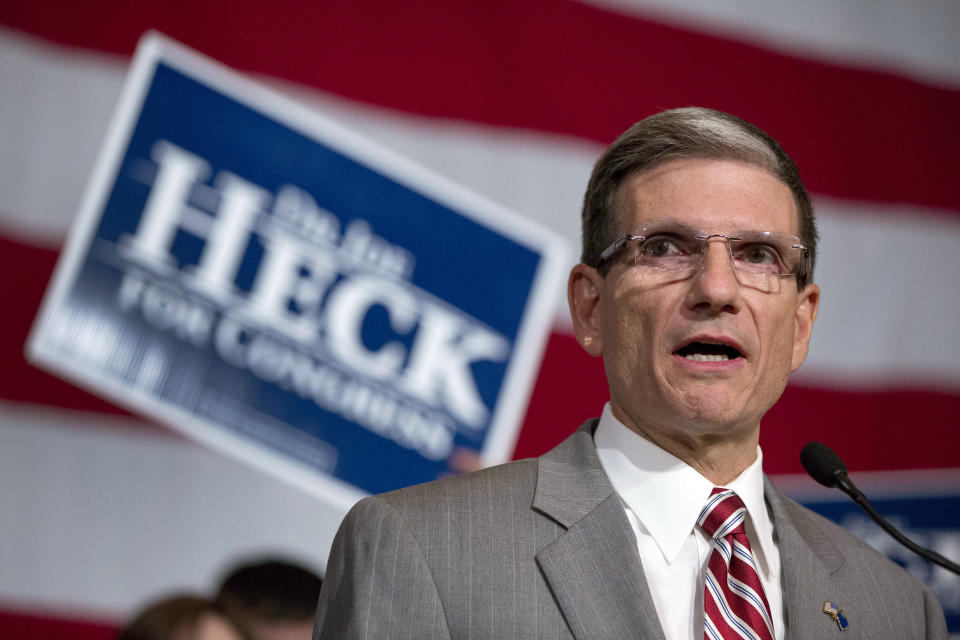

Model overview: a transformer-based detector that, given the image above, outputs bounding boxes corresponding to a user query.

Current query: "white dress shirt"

[593,403,785,640]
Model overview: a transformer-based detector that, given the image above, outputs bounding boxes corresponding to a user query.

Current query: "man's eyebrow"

[633,219,699,233]
[635,220,798,237]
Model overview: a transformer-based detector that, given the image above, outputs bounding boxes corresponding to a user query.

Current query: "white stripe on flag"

[0,400,342,619]
[581,0,960,88]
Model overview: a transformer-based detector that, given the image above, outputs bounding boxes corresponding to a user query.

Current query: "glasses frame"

[597,227,810,284]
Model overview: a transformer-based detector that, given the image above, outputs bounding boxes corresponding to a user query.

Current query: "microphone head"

[800,441,848,488]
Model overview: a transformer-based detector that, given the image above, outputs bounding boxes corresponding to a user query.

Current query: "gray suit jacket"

[314,421,947,639]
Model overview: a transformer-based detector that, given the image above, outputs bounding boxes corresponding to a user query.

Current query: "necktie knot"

[698,487,747,539]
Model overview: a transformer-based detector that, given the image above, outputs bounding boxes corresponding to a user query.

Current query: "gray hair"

[581,107,817,286]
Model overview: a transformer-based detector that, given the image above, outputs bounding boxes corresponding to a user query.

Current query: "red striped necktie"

[698,487,774,640]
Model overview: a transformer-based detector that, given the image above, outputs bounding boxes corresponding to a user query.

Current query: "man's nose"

[684,238,741,313]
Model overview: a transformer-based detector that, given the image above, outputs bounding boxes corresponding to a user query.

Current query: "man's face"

[568,158,819,441]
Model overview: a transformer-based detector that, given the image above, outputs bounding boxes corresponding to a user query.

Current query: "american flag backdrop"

[1,1,959,637]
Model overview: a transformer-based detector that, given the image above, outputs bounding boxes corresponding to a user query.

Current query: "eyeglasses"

[597,225,809,285]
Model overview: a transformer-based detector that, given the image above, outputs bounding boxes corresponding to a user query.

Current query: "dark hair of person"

[581,107,817,287]
[116,593,248,640]
[215,558,323,624]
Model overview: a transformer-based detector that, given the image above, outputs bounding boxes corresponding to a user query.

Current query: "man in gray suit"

[314,108,947,639]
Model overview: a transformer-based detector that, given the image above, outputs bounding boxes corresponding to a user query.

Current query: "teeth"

[684,353,730,362]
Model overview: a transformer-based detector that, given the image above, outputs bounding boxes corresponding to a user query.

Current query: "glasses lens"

[636,232,700,270]
[729,232,801,276]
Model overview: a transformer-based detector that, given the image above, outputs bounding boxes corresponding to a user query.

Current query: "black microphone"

[800,441,960,576]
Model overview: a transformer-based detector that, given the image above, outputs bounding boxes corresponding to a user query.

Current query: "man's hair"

[581,107,817,286]
[215,558,323,624]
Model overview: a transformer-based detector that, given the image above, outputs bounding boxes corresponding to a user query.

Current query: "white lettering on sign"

[118,141,510,448]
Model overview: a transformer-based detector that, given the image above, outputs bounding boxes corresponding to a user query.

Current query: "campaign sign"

[780,471,960,633]
[802,492,960,632]
[27,33,568,507]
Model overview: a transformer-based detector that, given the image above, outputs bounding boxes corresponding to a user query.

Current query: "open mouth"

[675,341,743,362]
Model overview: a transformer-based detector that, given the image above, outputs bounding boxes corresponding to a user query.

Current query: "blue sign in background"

[63,60,548,495]
[804,494,960,632]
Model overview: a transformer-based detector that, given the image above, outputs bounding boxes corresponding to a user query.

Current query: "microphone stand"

[830,468,960,576]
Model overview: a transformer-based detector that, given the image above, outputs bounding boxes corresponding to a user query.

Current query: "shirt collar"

[593,403,776,571]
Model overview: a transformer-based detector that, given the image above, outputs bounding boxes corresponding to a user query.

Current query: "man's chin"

[663,388,759,434]
[616,390,757,436]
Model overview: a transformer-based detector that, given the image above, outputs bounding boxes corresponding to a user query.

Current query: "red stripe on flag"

[761,383,960,475]
[0,606,118,640]
[1,0,958,213]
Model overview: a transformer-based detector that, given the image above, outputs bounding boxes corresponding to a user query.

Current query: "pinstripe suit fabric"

[314,421,947,639]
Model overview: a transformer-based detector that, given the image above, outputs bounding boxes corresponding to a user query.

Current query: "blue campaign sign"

[805,494,960,632]
[28,33,568,506]
[791,479,960,633]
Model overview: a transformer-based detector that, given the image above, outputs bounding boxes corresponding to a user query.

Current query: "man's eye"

[641,236,685,257]
[738,243,779,265]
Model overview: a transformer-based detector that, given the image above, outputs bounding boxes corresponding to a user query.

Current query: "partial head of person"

[117,593,250,640]
[215,558,322,640]
[568,107,820,482]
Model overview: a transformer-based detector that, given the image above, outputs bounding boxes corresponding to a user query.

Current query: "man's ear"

[791,282,820,372]
[568,263,604,357]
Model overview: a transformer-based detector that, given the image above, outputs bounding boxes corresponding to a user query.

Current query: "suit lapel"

[532,428,862,640]
[765,478,850,640]
[533,422,666,640]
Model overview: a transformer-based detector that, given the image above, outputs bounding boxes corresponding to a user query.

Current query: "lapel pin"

[823,601,849,631]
